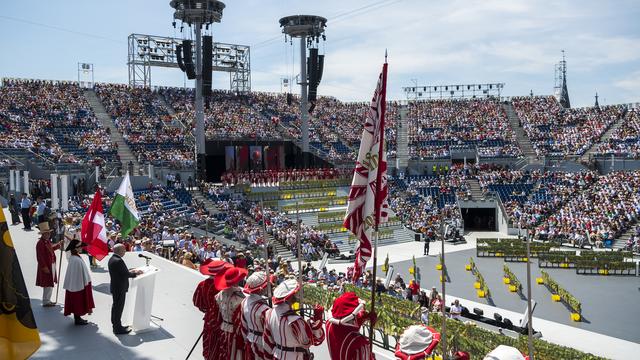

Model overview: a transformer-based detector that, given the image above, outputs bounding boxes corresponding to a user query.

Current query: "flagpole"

[54,236,64,304]
[525,228,534,359]
[260,198,273,306]
[369,55,388,352]
[368,225,380,349]
[440,224,447,358]
[296,201,303,307]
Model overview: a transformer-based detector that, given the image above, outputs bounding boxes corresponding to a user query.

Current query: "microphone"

[138,253,152,260]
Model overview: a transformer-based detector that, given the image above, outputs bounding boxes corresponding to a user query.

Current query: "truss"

[403,83,505,100]
[127,33,250,92]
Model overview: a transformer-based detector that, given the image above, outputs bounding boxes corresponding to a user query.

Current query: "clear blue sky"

[1,0,638,107]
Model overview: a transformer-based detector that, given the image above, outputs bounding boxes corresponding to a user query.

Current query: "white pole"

[50,174,59,210]
[14,170,20,193]
[525,229,534,359]
[60,175,69,211]
[95,166,100,183]
[23,171,29,196]
[9,170,15,191]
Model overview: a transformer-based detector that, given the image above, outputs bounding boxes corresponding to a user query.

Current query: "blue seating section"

[416,186,457,208]
[50,127,117,162]
[172,188,193,206]
[487,183,534,203]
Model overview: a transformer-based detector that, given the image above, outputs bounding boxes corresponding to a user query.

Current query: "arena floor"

[377,248,640,343]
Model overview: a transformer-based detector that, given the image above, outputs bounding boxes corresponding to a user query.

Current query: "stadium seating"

[512,96,625,156]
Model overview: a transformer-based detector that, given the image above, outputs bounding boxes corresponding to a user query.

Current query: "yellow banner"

[0,209,41,359]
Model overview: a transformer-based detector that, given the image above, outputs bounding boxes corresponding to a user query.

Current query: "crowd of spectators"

[504,171,596,230]
[388,176,463,235]
[595,109,640,157]
[532,171,640,247]
[407,99,520,159]
[512,96,625,157]
[0,79,114,164]
[95,84,193,167]
[160,88,282,140]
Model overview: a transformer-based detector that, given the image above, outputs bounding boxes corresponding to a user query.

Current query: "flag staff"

[296,201,304,305]
[440,224,448,358]
[368,55,388,351]
[260,198,273,306]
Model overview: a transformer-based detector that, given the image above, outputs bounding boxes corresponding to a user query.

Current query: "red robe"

[193,278,222,360]
[36,238,58,287]
[326,322,374,360]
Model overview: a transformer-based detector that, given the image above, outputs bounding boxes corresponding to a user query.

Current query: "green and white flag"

[109,172,139,238]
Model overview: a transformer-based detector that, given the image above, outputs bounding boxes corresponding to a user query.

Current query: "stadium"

[1,1,638,360]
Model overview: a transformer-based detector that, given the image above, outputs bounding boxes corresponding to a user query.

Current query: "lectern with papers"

[122,265,159,332]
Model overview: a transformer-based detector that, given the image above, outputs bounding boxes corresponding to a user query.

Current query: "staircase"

[192,189,221,216]
[465,178,483,200]
[503,103,538,163]
[580,111,628,161]
[612,222,638,251]
[84,89,141,175]
[395,106,409,169]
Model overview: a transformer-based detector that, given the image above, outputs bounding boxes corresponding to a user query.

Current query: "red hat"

[214,266,248,290]
[199,259,232,277]
[243,271,269,294]
[328,292,365,325]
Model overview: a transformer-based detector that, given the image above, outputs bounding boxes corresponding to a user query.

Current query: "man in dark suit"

[108,243,142,334]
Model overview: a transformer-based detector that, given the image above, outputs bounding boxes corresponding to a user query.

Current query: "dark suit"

[108,254,138,330]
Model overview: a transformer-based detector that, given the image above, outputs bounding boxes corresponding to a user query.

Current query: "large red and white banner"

[343,62,389,281]
[81,190,109,260]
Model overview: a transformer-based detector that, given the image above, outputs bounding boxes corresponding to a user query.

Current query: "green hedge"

[348,229,394,243]
[246,188,338,201]
[503,264,523,293]
[302,284,605,359]
[477,238,553,259]
[469,257,491,299]
[540,270,581,314]
[279,178,351,190]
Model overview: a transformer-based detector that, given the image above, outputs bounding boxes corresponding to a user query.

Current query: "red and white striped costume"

[325,292,374,360]
[263,302,325,360]
[216,286,247,360]
[241,294,271,359]
[193,278,222,360]
[326,322,373,360]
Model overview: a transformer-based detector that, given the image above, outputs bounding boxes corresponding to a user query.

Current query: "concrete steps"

[84,89,141,175]
[328,226,417,254]
[465,178,483,200]
[396,106,409,169]
[612,220,638,250]
[581,111,628,161]
[503,103,537,163]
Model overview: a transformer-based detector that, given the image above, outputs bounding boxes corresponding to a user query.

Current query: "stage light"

[473,308,484,317]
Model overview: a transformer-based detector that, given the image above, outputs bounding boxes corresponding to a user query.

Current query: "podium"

[122,265,159,332]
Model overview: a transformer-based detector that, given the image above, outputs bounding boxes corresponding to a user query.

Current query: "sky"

[1,0,638,107]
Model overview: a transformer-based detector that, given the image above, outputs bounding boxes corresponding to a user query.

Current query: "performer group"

[191,258,453,360]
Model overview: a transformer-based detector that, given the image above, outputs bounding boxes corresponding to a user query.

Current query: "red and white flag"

[343,61,389,281]
[81,190,109,261]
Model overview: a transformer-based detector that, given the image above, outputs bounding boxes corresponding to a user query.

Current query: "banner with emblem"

[343,61,389,281]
